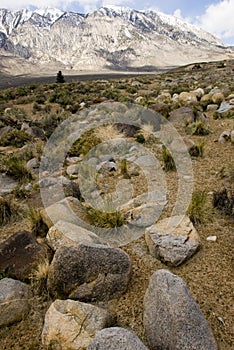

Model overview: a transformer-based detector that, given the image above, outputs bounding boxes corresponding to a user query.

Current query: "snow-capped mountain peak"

[0,6,231,74]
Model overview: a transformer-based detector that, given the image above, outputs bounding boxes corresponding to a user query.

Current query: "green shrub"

[0,129,32,147]
[135,133,145,144]
[187,191,207,225]
[190,121,210,136]
[4,157,32,182]
[68,129,101,157]
[162,145,176,171]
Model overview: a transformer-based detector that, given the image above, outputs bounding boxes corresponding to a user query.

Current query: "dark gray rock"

[47,243,131,301]
[0,278,32,327]
[144,269,218,350]
[0,231,49,281]
[87,327,148,350]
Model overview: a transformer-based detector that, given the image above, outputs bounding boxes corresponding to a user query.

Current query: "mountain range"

[0,6,233,75]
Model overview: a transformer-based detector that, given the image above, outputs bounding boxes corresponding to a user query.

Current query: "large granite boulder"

[145,215,200,266]
[42,299,113,350]
[47,243,131,301]
[144,270,218,350]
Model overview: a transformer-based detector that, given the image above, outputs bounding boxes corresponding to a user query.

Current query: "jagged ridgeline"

[0,6,232,73]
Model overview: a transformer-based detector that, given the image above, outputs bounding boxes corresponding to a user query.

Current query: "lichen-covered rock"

[88,327,148,350]
[0,278,32,327]
[144,270,218,350]
[145,215,200,266]
[42,299,113,350]
[47,243,131,301]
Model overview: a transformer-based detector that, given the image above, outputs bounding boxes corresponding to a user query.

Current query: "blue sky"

[2,0,234,45]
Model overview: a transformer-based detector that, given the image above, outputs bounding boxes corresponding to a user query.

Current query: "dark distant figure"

[56,70,65,83]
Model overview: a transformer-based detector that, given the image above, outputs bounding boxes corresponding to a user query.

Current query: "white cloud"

[197,0,234,41]
[173,8,192,23]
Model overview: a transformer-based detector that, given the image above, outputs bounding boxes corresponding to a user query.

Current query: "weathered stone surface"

[47,243,131,301]
[192,88,205,99]
[144,269,218,350]
[0,278,32,327]
[169,107,194,126]
[66,163,79,176]
[40,196,87,229]
[0,174,18,195]
[211,92,225,105]
[0,231,48,280]
[87,327,148,350]
[178,92,197,105]
[46,220,102,251]
[145,215,200,266]
[150,103,170,118]
[42,299,113,350]
[218,130,231,143]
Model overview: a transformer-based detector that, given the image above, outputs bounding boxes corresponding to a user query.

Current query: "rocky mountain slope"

[0,6,233,74]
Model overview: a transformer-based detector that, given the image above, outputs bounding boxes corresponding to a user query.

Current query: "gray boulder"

[144,269,218,350]
[0,174,18,195]
[47,243,131,301]
[88,327,148,350]
[42,299,113,350]
[145,216,200,266]
[0,278,32,327]
[169,107,195,126]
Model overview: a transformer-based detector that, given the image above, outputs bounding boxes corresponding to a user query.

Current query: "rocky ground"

[0,59,233,349]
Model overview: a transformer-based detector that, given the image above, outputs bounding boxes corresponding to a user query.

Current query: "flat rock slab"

[46,220,102,251]
[144,269,217,350]
[0,278,32,327]
[47,243,131,301]
[0,231,49,280]
[145,215,200,266]
[40,196,88,229]
[87,327,148,350]
[42,299,113,350]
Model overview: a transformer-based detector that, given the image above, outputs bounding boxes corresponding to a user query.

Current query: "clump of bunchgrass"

[30,258,50,296]
[0,196,18,226]
[162,145,176,171]
[28,206,48,237]
[85,199,126,228]
[4,157,32,183]
[187,191,207,225]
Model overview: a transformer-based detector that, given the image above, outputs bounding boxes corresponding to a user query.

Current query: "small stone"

[207,236,217,242]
